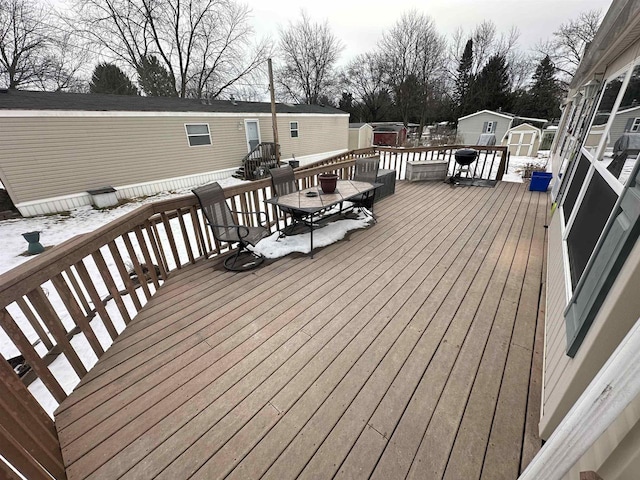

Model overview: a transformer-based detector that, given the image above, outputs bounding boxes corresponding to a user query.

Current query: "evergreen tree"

[137,55,177,97]
[468,55,511,112]
[89,63,138,95]
[526,55,563,120]
[454,39,474,116]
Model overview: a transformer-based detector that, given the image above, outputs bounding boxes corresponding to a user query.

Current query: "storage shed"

[502,122,542,156]
[348,123,374,150]
[373,124,407,146]
[0,90,349,216]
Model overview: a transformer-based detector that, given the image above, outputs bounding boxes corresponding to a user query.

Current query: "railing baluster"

[189,207,206,258]
[107,240,143,312]
[134,226,162,286]
[148,220,169,280]
[161,212,182,269]
[63,267,91,316]
[91,250,132,324]
[50,274,104,357]
[26,287,87,378]
[74,260,119,341]
[176,210,195,265]
[14,298,53,351]
[0,308,67,403]
[121,233,151,301]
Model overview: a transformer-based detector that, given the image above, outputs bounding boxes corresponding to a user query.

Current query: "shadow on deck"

[54,180,548,480]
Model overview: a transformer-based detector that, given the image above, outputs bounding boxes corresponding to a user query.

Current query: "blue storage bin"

[530,172,552,191]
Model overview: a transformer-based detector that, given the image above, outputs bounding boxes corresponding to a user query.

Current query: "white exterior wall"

[0,111,348,216]
[540,5,640,476]
[457,112,512,145]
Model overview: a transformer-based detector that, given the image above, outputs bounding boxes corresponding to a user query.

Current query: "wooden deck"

[54,180,548,480]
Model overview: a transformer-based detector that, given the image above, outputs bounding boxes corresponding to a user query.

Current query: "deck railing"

[299,145,509,182]
[0,144,507,479]
[0,160,361,480]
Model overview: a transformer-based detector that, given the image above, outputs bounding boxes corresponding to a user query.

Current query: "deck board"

[56,180,548,480]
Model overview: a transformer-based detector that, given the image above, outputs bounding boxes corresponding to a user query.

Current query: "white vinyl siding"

[457,113,511,145]
[0,113,348,205]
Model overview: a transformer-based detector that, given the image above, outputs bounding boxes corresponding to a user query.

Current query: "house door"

[245,120,260,152]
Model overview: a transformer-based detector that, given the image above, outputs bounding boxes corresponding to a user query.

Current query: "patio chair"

[269,165,310,236]
[350,156,380,220]
[193,182,269,271]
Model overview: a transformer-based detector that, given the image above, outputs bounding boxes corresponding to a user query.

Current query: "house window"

[185,124,211,146]
[482,122,498,133]
[558,63,640,356]
[290,121,299,138]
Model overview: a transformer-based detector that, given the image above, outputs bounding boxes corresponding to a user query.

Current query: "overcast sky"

[246,0,613,64]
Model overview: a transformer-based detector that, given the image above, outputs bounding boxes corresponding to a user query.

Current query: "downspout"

[519,316,640,480]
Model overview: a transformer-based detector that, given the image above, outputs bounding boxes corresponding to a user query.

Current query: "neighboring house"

[457,109,547,150]
[0,90,349,216]
[348,123,374,150]
[501,122,542,156]
[522,1,640,479]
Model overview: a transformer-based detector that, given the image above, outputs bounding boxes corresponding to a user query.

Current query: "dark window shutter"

[494,122,498,132]
[624,118,634,132]
[565,163,640,357]
[482,121,488,133]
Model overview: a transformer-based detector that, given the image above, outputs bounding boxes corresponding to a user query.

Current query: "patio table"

[266,179,381,257]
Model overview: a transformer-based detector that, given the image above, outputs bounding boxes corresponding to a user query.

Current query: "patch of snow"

[252,209,373,258]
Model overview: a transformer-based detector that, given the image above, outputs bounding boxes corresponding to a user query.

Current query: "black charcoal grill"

[450,148,478,183]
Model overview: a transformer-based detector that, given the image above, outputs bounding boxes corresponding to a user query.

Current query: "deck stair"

[233,142,281,180]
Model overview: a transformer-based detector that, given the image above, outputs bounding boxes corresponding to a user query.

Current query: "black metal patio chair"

[193,182,269,271]
[269,165,310,236]
[350,156,380,220]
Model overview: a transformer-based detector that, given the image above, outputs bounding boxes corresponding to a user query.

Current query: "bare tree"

[0,0,51,89]
[276,11,343,104]
[340,53,392,121]
[537,9,602,82]
[451,21,520,76]
[378,10,447,130]
[38,29,91,92]
[71,0,272,99]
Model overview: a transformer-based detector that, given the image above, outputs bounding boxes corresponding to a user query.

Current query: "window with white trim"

[485,121,495,133]
[555,61,640,356]
[290,121,299,138]
[185,124,212,146]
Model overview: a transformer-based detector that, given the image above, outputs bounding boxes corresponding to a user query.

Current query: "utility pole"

[268,58,280,162]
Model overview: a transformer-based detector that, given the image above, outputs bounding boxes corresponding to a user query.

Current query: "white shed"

[348,123,374,150]
[502,122,542,156]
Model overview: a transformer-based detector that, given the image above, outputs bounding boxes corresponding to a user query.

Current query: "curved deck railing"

[0,144,506,479]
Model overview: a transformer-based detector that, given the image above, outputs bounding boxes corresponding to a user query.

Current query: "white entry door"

[245,120,260,152]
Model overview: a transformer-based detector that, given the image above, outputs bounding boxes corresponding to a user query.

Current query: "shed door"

[245,120,260,152]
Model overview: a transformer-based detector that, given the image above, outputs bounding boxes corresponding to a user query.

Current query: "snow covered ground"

[0,151,549,416]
